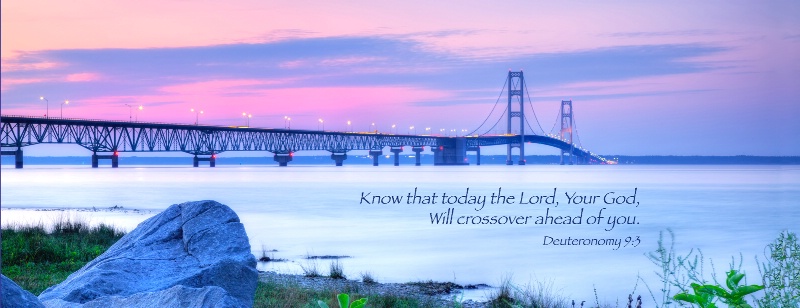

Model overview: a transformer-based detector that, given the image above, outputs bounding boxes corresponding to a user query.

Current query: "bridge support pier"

[369,150,383,166]
[92,151,119,168]
[433,138,469,166]
[1,148,24,168]
[560,150,574,165]
[467,146,481,165]
[412,146,424,166]
[390,147,403,166]
[330,152,347,166]
[273,153,293,166]
[193,154,216,167]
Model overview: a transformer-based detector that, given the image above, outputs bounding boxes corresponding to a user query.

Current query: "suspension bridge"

[0,71,610,168]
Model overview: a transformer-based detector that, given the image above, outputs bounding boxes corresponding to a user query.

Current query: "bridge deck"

[1,115,608,165]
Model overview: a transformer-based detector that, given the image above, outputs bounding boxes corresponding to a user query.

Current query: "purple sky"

[2,1,799,155]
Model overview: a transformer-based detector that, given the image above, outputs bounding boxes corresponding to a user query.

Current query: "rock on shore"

[38,200,258,308]
[2,274,46,308]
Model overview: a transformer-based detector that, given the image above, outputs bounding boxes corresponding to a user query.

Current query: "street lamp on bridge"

[61,100,69,118]
[190,108,204,125]
[136,105,143,121]
[242,112,252,127]
[318,118,324,131]
[40,96,49,118]
[347,120,351,132]
[124,104,134,121]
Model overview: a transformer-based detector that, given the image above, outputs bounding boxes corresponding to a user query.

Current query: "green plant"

[758,231,800,308]
[317,293,367,308]
[360,271,376,284]
[1,218,125,294]
[329,261,346,279]
[301,259,321,277]
[673,270,763,308]
[641,229,709,307]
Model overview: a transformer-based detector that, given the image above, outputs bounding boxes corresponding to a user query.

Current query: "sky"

[2,1,799,156]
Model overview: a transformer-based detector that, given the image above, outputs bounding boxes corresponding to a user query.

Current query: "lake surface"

[2,164,798,304]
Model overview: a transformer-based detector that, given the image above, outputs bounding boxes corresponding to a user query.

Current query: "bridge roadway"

[0,115,606,168]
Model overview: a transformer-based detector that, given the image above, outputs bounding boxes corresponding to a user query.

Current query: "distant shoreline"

[3,154,799,165]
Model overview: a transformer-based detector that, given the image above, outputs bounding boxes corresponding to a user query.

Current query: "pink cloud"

[65,73,100,82]
[35,79,461,130]
[0,78,48,92]
[319,56,385,66]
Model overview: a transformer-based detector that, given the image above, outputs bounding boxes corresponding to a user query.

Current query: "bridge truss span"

[0,116,440,156]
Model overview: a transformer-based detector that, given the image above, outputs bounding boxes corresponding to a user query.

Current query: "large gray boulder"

[38,200,258,308]
[2,274,46,308]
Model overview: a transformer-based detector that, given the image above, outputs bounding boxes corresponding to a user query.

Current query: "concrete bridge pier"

[560,152,574,165]
[193,154,216,167]
[368,149,383,166]
[330,152,347,166]
[412,146,424,166]
[92,151,119,168]
[1,148,24,168]
[273,152,293,166]
[434,138,469,166]
[390,146,403,166]
[467,146,481,165]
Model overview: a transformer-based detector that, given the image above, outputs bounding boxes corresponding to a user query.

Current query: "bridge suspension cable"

[572,115,584,149]
[480,107,507,136]
[466,77,507,136]
[523,80,546,136]
[548,107,560,136]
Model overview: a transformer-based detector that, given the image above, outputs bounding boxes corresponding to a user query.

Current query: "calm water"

[2,164,798,304]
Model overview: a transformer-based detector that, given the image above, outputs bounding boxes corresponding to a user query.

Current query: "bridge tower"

[560,100,575,165]
[506,71,526,165]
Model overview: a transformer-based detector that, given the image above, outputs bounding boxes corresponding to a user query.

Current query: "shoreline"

[258,270,493,307]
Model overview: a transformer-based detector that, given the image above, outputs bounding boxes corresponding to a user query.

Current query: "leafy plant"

[641,229,708,307]
[317,293,367,308]
[758,231,800,307]
[673,270,763,308]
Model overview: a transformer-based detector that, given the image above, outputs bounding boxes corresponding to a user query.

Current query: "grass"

[330,261,346,280]
[254,280,439,308]
[485,275,572,308]
[1,215,126,294]
[361,271,377,284]
[301,259,322,278]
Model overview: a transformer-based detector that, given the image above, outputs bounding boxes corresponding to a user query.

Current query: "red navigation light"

[289,152,294,157]
[439,146,443,151]
[212,154,216,159]
[113,151,118,156]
